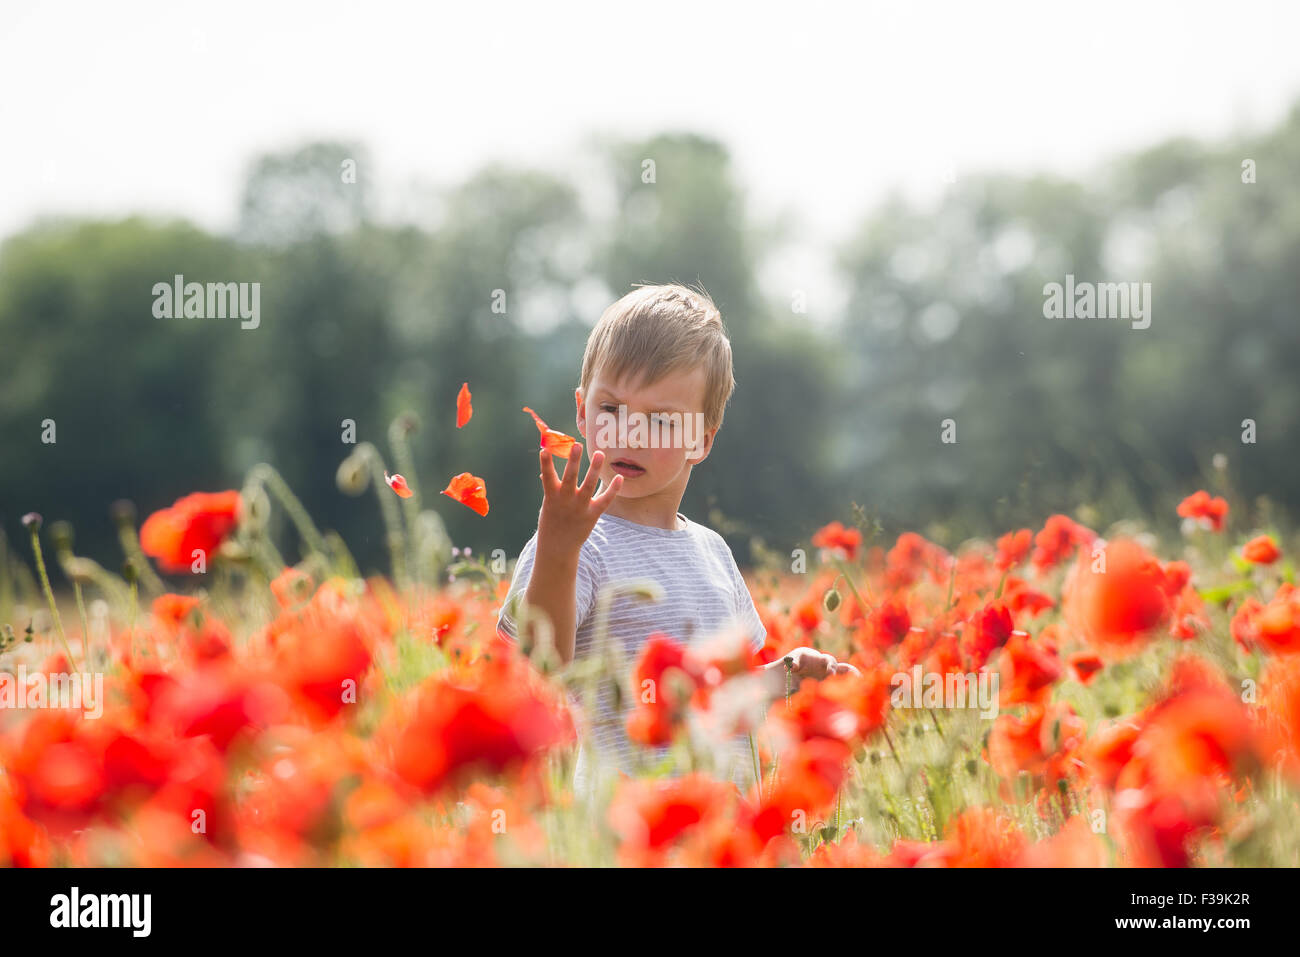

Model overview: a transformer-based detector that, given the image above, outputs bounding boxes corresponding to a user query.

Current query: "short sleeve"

[727,551,768,655]
[496,534,602,645]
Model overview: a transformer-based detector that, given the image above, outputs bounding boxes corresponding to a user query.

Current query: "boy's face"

[574,365,717,503]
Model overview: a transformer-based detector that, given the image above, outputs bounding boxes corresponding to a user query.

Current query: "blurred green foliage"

[2,109,1298,578]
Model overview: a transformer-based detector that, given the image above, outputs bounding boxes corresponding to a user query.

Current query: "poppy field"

[2,413,1299,868]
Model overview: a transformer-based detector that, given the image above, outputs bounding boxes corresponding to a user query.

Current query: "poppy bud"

[110,499,137,526]
[122,558,139,585]
[336,453,370,496]
[49,520,73,553]
[823,586,842,613]
[21,512,41,531]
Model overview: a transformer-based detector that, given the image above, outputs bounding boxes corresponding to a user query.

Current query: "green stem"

[244,463,331,565]
[28,526,76,666]
[830,556,875,615]
[73,580,90,664]
[881,725,904,772]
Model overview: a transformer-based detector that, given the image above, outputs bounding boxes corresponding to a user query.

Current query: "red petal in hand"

[457,382,473,428]
[522,406,577,457]
[441,472,489,516]
[385,471,414,498]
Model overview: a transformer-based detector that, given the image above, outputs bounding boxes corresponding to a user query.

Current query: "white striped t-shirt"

[495,509,768,798]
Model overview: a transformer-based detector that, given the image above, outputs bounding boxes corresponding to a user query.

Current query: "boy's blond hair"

[579,283,736,433]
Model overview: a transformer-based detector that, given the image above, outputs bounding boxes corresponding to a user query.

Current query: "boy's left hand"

[783,647,861,680]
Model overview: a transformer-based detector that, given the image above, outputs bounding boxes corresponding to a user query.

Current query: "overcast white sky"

[3,0,1298,304]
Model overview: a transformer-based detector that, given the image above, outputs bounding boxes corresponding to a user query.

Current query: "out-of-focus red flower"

[864,598,910,651]
[1064,539,1170,660]
[811,521,862,561]
[1242,535,1281,565]
[1016,814,1109,866]
[386,653,573,795]
[1177,490,1228,532]
[152,593,201,627]
[1067,651,1104,685]
[997,631,1062,707]
[139,491,241,574]
[960,601,1015,670]
[441,472,489,516]
[1030,514,1096,573]
[1231,583,1300,656]
[943,806,1027,867]
[1000,577,1055,618]
[749,738,850,843]
[995,529,1033,571]
[522,406,577,457]
[624,633,700,747]
[384,471,414,498]
[456,382,473,428]
[776,668,889,752]
[269,593,374,725]
[1259,654,1300,779]
[885,533,950,589]
[607,773,739,866]
[146,662,288,753]
[986,702,1085,783]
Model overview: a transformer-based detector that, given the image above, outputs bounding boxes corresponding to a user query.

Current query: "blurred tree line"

[2,107,1298,579]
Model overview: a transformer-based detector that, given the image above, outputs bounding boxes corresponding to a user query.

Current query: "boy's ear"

[687,425,718,465]
[574,387,584,437]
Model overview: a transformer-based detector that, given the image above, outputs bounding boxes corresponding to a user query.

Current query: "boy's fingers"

[540,447,558,494]
[578,449,604,497]
[593,472,624,508]
[560,443,583,488]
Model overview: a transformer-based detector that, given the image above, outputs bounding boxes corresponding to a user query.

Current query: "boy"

[496,284,856,800]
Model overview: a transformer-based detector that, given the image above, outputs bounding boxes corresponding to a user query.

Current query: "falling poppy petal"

[522,406,577,457]
[441,472,489,516]
[385,471,414,498]
[457,383,473,429]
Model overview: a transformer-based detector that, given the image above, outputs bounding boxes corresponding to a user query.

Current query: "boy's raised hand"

[537,442,622,554]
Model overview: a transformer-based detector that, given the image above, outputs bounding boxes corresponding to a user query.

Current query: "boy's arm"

[520,539,582,665]
[516,441,622,667]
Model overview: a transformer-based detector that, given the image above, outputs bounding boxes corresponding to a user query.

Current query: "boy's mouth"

[611,459,645,477]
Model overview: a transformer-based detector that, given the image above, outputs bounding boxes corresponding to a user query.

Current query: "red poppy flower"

[139,491,241,574]
[1067,652,1104,685]
[997,631,1062,706]
[1030,515,1095,573]
[995,529,1033,571]
[152,593,201,627]
[440,473,489,516]
[1177,490,1228,532]
[607,773,737,866]
[1242,535,1281,565]
[625,634,701,747]
[811,521,862,561]
[943,806,1027,867]
[387,655,573,795]
[384,471,414,499]
[1230,583,1300,655]
[456,382,473,428]
[1064,539,1170,660]
[522,406,577,457]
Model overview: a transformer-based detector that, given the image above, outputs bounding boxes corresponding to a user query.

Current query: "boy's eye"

[597,404,674,428]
